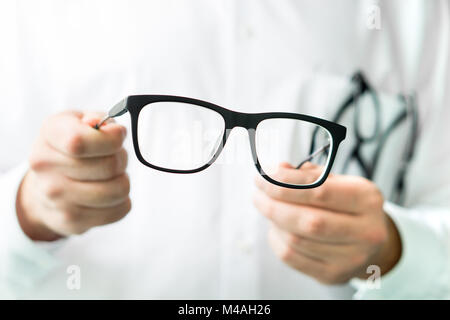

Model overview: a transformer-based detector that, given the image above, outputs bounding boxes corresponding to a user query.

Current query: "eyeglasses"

[329,71,418,202]
[95,95,346,189]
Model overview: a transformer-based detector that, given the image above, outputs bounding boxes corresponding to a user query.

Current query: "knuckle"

[42,181,63,200]
[278,171,290,184]
[279,245,295,262]
[60,210,82,225]
[109,199,132,223]
[69,226,89,235]
[116,198,132,217]
[312,185,327,203]
[66,133,84,156]
[304,215,326,236]
[272,170,284,183]
[318,277,335,285]
[321,267,346,285]
[351,253,368,267]
[123,198,132,214]
[365,226,388,245]
[286,233,301,247]
[126,196,132,209]
[367,189,384,210]
[349,176,368,192]
[115,149,128,173]
[119,148,128,168]
[110,129,126,151]
[273,186,288,199]
[354,179,384,209]
[273,169,291,185]
[105,153,125,177]
[29,154,47,172]
[113,135,124,150]
[117,174,131,196]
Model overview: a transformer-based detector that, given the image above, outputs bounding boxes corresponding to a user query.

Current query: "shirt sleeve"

[0,163,63,299]
[350,201,450,299]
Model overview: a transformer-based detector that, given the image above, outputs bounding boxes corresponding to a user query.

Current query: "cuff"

[350,202,449,299]
[0,163,62,298]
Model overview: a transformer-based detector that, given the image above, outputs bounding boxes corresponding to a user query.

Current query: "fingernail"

[84,118,102,128]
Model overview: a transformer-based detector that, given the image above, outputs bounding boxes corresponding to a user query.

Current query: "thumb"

[81,111,113,128]
[279,162,295,169]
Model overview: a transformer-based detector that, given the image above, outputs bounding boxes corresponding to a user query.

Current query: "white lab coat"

[0,0,449,299]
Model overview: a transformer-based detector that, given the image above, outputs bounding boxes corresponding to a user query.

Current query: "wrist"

[370,213,402,276]
[355,212,402,280]
[379,213,402,274]
[16,171,63,242]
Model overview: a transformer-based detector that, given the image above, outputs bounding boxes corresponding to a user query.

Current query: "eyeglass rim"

[125,95,346,189]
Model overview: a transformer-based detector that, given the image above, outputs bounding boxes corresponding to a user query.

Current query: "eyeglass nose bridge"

[226,110,255,130]
[221,110,260,170]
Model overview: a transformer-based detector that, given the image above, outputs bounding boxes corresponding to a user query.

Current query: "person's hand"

[16,111,131,241]
[253,162,402,284]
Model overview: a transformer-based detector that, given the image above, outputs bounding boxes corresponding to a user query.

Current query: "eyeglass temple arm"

[295,142,331,169]
[94,97,129,129]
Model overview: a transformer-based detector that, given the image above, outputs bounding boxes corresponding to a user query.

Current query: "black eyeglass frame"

[99,95,347,189]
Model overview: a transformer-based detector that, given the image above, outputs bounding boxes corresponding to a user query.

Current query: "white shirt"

[1,0,449,299]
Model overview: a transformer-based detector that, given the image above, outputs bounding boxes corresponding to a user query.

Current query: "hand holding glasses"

[95,95,346,189]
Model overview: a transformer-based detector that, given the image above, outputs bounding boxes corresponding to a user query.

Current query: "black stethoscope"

[301,71,419,204]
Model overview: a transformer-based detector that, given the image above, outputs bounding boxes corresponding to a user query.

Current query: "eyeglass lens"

[137,102,332,186]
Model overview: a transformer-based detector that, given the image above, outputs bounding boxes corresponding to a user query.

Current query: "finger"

[40,173,130,208]
[43,111,127,158]
[64,198,132,229]
[68,173,130,208]
[268,226,328,277]
[30,137,128,181]
[273,224,360,262]
[81,111,116,128]
[271,224,327,261]
[45,198,132,236]
[82,197,132,227]
[255,163,376,214]
[253,190,358,242]
[261,162,323,185]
